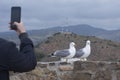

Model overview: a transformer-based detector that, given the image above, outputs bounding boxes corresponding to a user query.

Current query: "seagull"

[51,42,76,62]
[74,40,91,61]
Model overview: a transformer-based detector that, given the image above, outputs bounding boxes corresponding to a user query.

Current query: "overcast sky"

[0,0,120,32]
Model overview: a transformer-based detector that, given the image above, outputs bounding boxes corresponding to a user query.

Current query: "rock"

[59,65,73,71]
[73,72,92,80]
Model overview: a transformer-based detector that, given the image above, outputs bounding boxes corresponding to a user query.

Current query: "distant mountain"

[27,24,120,42]
[30,24,120,42]
[30,24,107,36]
[0,24,120,44]
[61,24,106,36]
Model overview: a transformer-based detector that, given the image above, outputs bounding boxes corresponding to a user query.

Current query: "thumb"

[13,22,19,26]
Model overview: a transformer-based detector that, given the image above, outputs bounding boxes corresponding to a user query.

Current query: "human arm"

[7,22,37,72]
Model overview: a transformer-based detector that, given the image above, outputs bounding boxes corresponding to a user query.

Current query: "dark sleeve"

[8,33,37,72]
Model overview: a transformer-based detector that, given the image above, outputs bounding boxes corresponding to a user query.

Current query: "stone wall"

[10,61,120,80]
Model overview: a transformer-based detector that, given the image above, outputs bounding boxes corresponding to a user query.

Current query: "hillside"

[97,29,120,41]
[35,32,120,61]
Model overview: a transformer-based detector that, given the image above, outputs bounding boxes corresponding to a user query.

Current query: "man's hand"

[13,22,26,35]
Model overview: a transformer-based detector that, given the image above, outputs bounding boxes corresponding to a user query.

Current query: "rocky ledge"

[10,61,120,80]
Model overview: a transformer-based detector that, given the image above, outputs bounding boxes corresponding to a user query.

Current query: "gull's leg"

[66,58,71,63]
[79,58,82,61]
[80,58,84,61]
[61,58,66,62]
[84,58,87,61]
[66,58,68,63]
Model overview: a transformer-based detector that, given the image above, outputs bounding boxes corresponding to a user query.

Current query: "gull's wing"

[54,49,70,57]
[74,49,84,58]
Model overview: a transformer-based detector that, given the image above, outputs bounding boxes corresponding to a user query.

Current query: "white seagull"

[51,42,76,62]
[74,40,91,61]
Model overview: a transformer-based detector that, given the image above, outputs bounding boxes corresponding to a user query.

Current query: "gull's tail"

[47,53,56,57]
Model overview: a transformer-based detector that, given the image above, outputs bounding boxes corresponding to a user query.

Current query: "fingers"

[10,22,26,35]
[13,22,23,26]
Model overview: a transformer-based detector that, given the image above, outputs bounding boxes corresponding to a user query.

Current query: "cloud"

[0,0,120,32]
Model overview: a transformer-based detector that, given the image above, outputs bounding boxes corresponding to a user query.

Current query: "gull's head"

[70,42,76,47]
[86,40,91,45]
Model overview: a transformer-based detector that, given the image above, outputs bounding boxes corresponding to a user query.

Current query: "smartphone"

[10,6,21,29]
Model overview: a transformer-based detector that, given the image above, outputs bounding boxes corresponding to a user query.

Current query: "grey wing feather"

[54,49,70,57]
[74,49,84,58]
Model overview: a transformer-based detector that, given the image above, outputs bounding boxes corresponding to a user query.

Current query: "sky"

[0,0,120,32]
